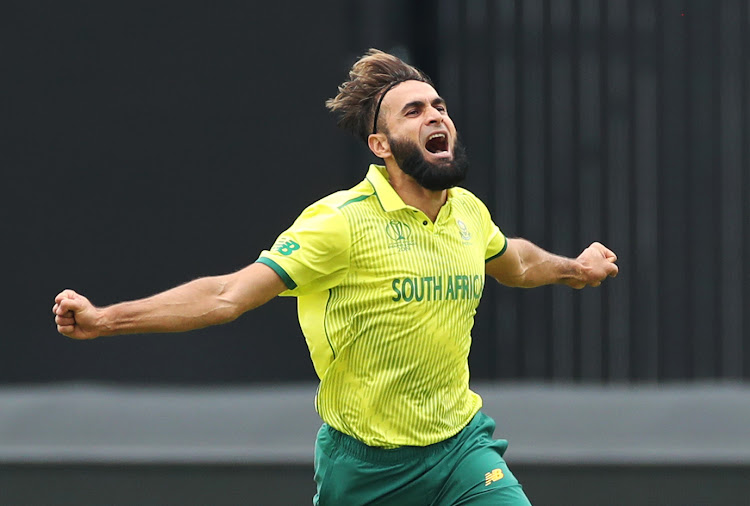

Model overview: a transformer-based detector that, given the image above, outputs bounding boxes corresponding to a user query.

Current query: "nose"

[425,105,443,124]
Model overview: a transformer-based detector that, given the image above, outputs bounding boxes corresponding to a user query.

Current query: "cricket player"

[53,49,618,505]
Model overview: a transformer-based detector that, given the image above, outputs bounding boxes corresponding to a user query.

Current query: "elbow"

[491,266,533,288]
[217,301,244,324]
[214,287,251,323]
[214,281,264,323]
[212,277,246,324]
[502,276,536,289]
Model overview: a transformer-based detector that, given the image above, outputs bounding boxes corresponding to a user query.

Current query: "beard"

[388,135,469,191]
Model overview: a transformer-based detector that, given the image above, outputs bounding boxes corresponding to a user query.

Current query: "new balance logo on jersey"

[485,468,505,486]
[272,239,300,256]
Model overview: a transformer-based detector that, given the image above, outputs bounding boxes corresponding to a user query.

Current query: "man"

[53,49,617,505]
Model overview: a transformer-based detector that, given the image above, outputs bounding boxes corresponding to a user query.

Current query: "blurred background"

[3,1,749,504]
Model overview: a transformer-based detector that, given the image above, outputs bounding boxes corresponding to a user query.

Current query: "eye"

[406,109,419,116]
[436,105,447,113]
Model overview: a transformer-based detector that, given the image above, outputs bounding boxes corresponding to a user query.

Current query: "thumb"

[590,242,617,261]
[604,261,619,278]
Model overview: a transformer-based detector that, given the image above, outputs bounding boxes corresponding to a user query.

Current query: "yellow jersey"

[257,165,507,447]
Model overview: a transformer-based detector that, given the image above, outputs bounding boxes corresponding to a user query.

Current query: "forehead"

[381,80,441,111]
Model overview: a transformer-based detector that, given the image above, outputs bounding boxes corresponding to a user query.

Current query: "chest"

[348,210,486,282]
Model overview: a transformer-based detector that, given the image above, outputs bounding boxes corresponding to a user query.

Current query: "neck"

[384,159,447,222]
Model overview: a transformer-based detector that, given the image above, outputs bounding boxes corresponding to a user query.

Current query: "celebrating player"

[53,49,617,505]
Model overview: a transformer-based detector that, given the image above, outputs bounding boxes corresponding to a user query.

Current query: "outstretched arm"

[486,238,618,289]
[52,262,287,340]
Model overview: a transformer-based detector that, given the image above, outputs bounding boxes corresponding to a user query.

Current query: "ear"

[367,133,391,160]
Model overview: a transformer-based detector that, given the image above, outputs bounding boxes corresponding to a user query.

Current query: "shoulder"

[450,186,486,203]
[449,187,491,214]
[307,179,376,210]
[290,180,377,230]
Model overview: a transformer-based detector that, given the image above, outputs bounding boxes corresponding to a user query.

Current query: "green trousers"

[313,411,532,505]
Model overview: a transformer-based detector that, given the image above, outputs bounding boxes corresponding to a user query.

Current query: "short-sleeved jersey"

[257,165,507,447]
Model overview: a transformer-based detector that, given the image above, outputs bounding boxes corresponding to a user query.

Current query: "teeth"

[428,133,446,140]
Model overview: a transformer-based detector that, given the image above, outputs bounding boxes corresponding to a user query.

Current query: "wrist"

[94,306,115,337]
[559,259,586,288]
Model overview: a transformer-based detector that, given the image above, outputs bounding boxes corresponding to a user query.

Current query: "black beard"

[388,136,469,191]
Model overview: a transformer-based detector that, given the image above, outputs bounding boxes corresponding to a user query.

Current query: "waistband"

[320,413,484,464]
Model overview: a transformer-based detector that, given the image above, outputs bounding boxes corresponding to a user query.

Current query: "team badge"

[457,219,472,242]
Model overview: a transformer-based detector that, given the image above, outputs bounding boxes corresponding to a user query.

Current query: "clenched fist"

[567,242,619,289]
[52,289,101,340]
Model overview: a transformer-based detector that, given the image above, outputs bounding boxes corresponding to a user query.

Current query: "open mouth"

[425,133,449,154]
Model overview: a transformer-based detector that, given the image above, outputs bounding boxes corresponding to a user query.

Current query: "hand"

[52,289,102,339]
[568,242,619,289]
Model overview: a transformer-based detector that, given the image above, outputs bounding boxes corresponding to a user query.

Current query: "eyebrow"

[400,97,447,114]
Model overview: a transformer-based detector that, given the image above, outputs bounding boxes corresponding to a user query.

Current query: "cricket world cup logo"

[385,220,415,252]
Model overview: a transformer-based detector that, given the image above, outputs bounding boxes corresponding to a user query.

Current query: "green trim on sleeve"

[255,257,298,290]
[485,236,509,263]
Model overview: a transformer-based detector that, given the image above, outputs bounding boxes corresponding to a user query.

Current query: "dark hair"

[326,49,434,143]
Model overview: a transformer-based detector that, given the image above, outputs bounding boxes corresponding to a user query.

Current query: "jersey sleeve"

[478,201,508,263]
[255,201,350,297]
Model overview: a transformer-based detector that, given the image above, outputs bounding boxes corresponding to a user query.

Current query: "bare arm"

[53,262,287,339]
[486,238,618,289]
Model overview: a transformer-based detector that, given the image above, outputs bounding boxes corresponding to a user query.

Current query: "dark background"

[4,2,750,505]
[4,0,749,385]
